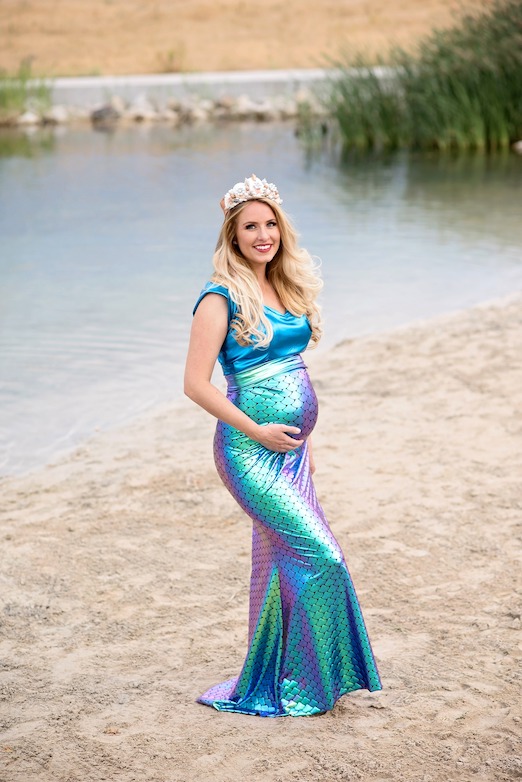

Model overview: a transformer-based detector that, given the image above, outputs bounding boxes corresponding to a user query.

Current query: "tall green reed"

[0,60,51,123]
[328,0,522,152]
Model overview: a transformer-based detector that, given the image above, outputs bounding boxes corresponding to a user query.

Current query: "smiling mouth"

[254,244,272,252]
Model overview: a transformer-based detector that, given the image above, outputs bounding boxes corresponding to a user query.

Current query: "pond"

[1,122,521,476]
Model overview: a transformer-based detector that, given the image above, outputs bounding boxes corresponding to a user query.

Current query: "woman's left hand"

[254,423,304,453]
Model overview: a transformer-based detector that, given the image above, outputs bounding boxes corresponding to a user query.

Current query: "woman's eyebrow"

[240,219,275,226]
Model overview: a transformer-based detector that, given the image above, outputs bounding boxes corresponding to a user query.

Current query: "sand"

[0,0,483,77]
[1,294,521,781]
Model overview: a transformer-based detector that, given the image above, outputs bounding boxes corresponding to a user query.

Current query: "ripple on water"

[1,123,521,475]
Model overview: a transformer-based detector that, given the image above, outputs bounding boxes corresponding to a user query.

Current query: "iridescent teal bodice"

[193,282,312,375]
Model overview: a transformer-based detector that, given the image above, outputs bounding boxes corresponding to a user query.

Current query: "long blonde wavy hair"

[211,198,323,349]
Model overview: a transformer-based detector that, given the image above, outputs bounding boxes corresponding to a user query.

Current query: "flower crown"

[222,174,283,212]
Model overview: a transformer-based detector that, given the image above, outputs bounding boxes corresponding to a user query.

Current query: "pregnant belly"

[232,368,319,440]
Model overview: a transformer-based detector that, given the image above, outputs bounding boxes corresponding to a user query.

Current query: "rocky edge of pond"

[5,90,522,153]
[6,89,327,129]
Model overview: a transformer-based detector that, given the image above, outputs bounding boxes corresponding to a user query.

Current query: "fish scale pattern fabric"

[197,353,382,717]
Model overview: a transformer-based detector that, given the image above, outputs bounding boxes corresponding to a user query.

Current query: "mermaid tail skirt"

[197,354,382,717]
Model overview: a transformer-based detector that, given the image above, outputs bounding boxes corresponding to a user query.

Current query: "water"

[1,123,521,476]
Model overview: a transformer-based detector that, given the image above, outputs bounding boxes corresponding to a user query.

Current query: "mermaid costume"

[193,281,382,717]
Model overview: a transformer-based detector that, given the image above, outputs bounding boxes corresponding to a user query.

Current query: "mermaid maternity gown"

[193,281,382,717]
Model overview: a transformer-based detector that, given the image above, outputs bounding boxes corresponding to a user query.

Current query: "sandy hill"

[1,0,481,77]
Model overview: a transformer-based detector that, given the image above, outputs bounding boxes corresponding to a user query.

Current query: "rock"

[178,99,210,123]
[198,98,215,114]
[16,110,41,126]
[251,100,279,121]
[273,96,298,119]
[67,106,91,121]
[188,105,210,122]
[512,140,522,154]
[91,104,120,125]
[227,96,280,121]
[215,95,235,110]
[43,105,69,124]
[160,107,181,124]
[294,88,327,116]
[212,106,229,120]
[180,98,216,122]
[126,94,159,122]
[229,94,256,120]
[109,95,126,114]
[9,85,330,130]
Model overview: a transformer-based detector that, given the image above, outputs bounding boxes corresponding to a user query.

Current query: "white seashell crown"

[223,173,283,212]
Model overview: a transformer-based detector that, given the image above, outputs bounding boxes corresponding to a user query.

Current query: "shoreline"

[1,293,521,780]
[2,291,519,484]
[7,68,334,128]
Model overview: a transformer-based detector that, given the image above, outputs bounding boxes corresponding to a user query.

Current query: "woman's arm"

[184,293,304,453]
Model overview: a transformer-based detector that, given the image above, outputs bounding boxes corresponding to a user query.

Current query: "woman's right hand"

[253,423,304,453]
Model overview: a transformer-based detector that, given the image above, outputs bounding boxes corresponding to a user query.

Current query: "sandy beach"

[1,294,521,781]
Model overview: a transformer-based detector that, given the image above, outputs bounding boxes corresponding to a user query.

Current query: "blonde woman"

[184,175,381,717]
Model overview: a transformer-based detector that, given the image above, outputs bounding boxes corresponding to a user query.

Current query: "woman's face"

[234,201,281,269]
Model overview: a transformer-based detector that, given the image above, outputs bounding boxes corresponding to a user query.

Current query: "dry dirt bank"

[1,0,482,76]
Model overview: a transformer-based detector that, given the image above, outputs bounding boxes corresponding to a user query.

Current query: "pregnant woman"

[184,175,382,717]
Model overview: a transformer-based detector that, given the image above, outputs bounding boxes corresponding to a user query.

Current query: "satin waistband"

[226,354,307,392]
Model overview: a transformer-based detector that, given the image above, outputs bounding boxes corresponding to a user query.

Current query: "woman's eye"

[243,221,276,230]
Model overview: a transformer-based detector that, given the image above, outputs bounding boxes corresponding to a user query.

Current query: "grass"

[156,43,187,74]
[0,59,51,124]
[328,0,522,152]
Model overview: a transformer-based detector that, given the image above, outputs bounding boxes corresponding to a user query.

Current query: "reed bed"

[0,60,50,124]
[329,0,522,152]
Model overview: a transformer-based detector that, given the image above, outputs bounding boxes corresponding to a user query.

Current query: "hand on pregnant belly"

[254,423,304,453]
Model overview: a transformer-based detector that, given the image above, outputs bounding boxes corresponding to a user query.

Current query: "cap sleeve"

[193,282,238,323]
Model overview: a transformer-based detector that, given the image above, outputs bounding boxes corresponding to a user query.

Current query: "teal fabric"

[193,281,312,375]
[198,354,383,716]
